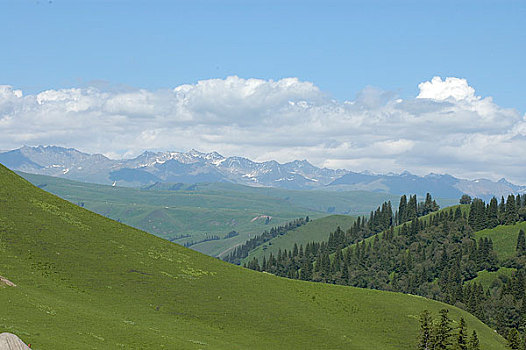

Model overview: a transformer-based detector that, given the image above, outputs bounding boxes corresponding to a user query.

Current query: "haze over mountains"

[1,145,524,199]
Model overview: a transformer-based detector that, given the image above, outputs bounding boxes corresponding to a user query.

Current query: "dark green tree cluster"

[242,193,526,340]
[506,328,523,350]
[252,206,479,292]
[223,217,308,264]
[397,193,440,225]
[460,195,473,205]
[468,195,526,231]
[417,309,480,350]
[223,230,239,239]
[241,199,400,270]
[368,201,394,233]
[183,234,220,247]
[517,230,526,257]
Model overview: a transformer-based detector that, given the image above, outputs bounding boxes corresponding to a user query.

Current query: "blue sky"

[1,0,526,182]
[1,0,525,111]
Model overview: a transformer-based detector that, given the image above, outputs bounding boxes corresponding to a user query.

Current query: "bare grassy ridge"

[0,165,506,349]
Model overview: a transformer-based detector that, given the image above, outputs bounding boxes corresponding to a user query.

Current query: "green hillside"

[18,172,401,257]
[146,181,403,215]
[475,221,526,259]
[467,267,516,289]
[460,221,526,291]
[0,165,507,349]
[18,172,322,257]
[245,215,356,263]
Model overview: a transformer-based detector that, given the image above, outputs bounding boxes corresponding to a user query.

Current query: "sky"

[1,0,526,183]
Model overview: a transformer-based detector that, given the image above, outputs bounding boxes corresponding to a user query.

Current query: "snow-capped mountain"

[0,146,347,190]
[0,145,525,199]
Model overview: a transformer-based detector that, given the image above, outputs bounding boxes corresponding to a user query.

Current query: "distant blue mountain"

[0,149,43,170]
[109,168,161,184]
[0,145,524,199]
[329,172,463,198]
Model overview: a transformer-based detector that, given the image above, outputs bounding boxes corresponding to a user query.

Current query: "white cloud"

[0,76,525,183]
[417,76,477,102]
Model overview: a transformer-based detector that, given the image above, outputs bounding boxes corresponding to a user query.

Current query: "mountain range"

[1,145,524,199]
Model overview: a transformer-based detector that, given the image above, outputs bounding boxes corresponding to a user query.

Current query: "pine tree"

[514,270,526,299]
[341,260,349,283]
[517,230,526,256]
[468,330,480,350]
[460,194,472,205]
[293,243,299,257]
[424,193,434,216]
[418,310,433,350]
[506,194,519,225]
[506,328,521,350]
[321,252,331,279]
[399,195,408,224]
[499,196,507,223]
[455,317,468,350]
[434,309,453,350]
[408,195,418,221]
[486,197,499,228]
[468,199,486,231]
[300,260,312,281]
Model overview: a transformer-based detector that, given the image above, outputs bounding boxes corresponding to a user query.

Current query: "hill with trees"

[0,164,507,349]
[241,192,526,345]
[243,215,357,264]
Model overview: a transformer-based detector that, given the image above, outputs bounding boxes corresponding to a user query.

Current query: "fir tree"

[468,199,486,231]
[517,230,526,256]
[506,328,521,350]
[455,317,468,350]
[300,260,313,281]
[423,193,436,216]
[486,197,500,228]
[399,195,408,224]
[418,310,433,350]
[408,195,418,221]
[468,330,480,350]
[434,309,453,350]
[500,196,507,222]
[506,194,519,225]
[460,194,472,205]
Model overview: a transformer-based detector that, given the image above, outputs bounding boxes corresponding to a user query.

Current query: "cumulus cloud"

[0,76,525,183]
[417,76,478,102]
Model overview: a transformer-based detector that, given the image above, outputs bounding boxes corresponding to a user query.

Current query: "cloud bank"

[1,76,525,183]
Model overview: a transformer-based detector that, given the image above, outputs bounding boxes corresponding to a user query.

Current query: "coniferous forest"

[223,217,309,265]
[417,308,484,350]
[236,193,526,345]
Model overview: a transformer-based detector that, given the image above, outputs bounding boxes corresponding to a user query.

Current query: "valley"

[18,171,399,257]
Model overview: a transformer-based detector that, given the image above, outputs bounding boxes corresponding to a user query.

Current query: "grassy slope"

[18,172,321,257]
[467,268,516,289]
[17,172,402,258]
[245,215,356,263]
[475,221,526,260]
[0,165,507,349]
[465,222,526,289]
